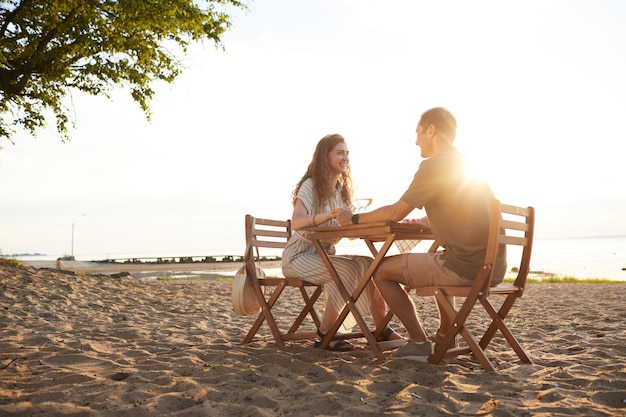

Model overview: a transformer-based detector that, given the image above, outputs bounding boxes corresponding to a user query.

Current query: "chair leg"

[479,296,533,364]
[429,289,498,371]
[479,294,516,348]
[243,283,287,346]
[458,327,496,371]
[429,290,461,364]
[242,313,268,344]
[243,284,324,346]
[288,286,322,334]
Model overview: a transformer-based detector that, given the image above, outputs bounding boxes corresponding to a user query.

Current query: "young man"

[338,107,506,360]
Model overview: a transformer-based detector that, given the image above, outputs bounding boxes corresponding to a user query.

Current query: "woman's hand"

[334,207,353,226]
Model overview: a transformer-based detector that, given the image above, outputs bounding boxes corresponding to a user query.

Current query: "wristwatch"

[351,213,359,224]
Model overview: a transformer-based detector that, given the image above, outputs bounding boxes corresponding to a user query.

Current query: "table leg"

[312,234,397,360]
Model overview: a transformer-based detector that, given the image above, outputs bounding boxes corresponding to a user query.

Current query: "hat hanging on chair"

[232,265,263,316]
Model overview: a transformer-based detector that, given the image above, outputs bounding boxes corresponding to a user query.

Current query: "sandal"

[376,327,408,351]
[376,327,401,342]
[313,330,355,352]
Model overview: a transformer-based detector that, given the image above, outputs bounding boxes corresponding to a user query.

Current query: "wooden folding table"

[302,221,435,360]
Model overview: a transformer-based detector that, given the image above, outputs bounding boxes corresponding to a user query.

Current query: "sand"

[1,262,625,416]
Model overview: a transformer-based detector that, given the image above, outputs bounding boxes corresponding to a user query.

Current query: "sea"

[337,235,626,282]
[9,236,626,282]
[514,235,626,281]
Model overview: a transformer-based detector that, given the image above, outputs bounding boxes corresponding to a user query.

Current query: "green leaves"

[0,0,246,142]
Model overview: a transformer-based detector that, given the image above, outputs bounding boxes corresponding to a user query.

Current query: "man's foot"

[392,340,433,362]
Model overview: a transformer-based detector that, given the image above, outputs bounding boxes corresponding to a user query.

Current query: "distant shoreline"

[21,259,283,275]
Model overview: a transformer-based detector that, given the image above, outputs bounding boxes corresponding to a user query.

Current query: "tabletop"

[301,221,434,242]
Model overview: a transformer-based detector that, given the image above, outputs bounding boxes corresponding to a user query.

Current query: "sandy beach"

[1,261,625,416]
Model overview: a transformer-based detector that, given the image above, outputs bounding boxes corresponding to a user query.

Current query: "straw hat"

[232,264,263,316]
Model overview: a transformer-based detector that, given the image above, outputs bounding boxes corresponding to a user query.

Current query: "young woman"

[281,134,402,351]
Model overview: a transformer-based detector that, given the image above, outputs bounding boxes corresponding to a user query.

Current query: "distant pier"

[92,255,281,265]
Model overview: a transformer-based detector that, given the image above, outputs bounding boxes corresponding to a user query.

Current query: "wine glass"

[352,186,373,213]
[354,197,373,213]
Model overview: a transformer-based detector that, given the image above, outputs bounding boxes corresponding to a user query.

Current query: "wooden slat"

[254,218,290,227]
[501,203,529,216]
[254,229,291,239]
[498,235,528,246]
[500,219,528,231]
[251,239,286,249]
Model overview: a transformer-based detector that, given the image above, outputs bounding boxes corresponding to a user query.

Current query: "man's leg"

[435,295,456,339]
[374,254,428,342]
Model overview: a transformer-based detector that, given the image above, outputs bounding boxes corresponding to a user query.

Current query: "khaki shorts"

[401,253,474,288]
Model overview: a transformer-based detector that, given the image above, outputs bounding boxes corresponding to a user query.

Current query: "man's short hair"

[419,107,457,143]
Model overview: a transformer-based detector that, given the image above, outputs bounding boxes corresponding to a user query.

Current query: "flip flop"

[376,327,408,351]
[376,327,401,342]
[313,330,355,352]
[314,338,355,352]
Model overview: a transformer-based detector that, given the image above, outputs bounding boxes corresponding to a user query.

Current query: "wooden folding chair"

[241,215,323,346]
[415,199,535,371]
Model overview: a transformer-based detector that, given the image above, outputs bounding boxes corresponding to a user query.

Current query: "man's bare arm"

[338,199,414,225]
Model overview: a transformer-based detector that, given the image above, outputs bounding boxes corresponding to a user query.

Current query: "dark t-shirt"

[400,149,506,282]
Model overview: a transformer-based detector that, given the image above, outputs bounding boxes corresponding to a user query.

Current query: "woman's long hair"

[292,134,353,210]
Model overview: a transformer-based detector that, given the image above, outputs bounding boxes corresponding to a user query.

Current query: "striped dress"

[281,178,378,330]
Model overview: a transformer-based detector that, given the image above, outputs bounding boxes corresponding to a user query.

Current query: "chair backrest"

[244,215,292,265]
[484,199,535,293]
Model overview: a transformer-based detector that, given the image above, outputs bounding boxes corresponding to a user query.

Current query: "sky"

[1,0,626,260]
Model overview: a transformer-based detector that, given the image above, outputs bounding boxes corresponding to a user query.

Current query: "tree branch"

[0,0,33,39]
